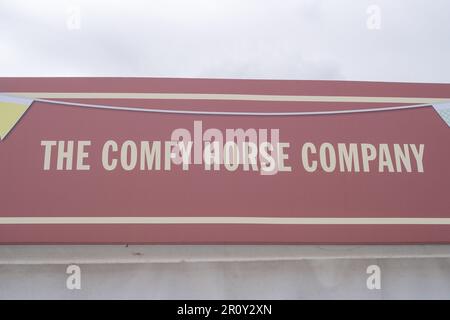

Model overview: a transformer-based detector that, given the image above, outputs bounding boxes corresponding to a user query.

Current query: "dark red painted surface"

[0,78,449,244]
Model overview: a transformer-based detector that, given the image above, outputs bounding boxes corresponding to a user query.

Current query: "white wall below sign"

[0,245,449,299]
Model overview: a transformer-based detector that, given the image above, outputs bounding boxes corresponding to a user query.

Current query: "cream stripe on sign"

[1,217,450,225]
[3,92,450,103]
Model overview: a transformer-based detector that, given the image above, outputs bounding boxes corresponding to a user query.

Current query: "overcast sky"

[1,0,449,83]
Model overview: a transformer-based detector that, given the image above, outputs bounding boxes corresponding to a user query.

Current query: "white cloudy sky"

[1,0,449,83]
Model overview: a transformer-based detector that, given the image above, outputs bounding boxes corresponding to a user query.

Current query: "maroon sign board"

[0,78,449,243]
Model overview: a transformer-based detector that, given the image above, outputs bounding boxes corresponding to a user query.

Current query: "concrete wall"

[1,245,449,299]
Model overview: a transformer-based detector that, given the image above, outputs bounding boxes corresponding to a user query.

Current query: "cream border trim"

[4,92,450,103]
[1,217,450,225]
